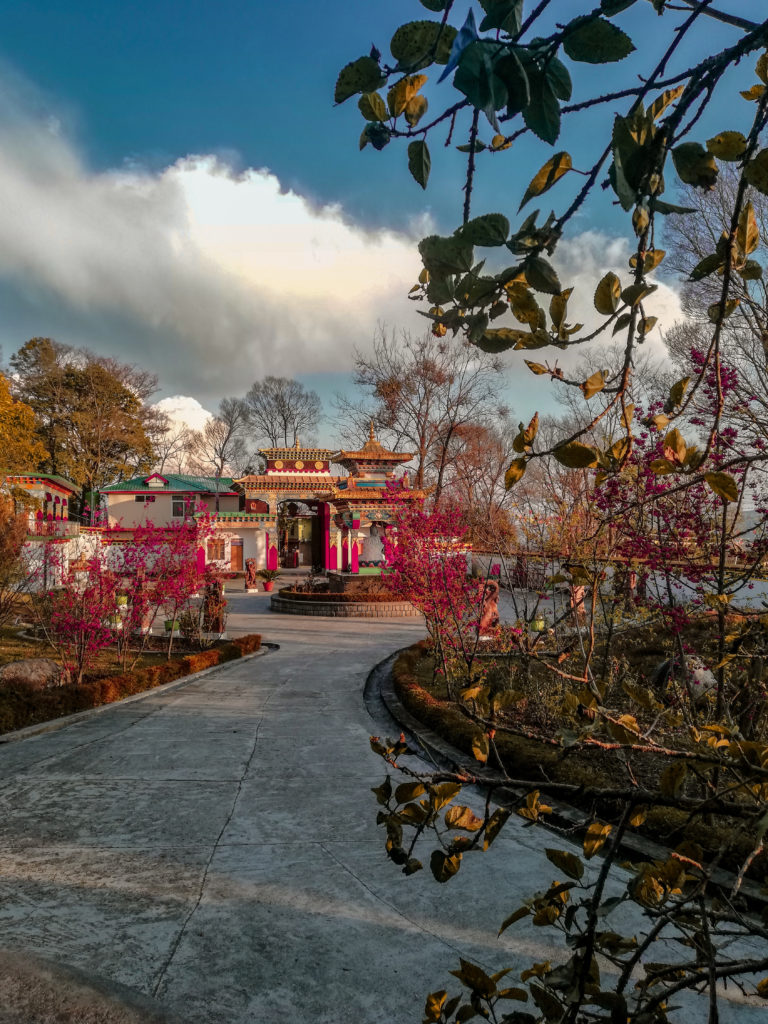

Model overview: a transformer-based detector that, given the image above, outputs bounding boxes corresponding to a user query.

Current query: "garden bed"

[0,633,261,735]
[391,637,764,876]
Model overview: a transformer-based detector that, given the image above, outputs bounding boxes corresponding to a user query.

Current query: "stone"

[0,658,62,691]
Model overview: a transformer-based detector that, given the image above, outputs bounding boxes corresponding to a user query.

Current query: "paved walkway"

[0,596,761,1022]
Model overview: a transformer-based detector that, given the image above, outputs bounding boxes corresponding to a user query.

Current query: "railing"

[27,520,80,539]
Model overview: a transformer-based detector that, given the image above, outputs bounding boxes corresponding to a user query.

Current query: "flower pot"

[262,581,274,592]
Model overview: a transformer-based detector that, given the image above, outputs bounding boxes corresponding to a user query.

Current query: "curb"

[370,646,767,909]
[0,643,279,745]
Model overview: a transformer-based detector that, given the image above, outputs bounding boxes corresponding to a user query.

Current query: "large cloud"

[0,86,425,399]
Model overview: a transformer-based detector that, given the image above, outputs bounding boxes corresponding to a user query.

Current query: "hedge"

[0,634,261,736]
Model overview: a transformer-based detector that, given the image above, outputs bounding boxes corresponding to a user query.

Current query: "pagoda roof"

[238,475,342,490]
[259,440,337,460]
[2,472,79,495]
[334,422,412,464]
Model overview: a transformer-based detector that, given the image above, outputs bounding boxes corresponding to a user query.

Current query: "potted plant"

[256,569,281,592]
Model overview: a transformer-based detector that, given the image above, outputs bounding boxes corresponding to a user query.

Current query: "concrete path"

[0,594,762,1022]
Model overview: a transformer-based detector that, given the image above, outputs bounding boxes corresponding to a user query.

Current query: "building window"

[135,495,146,503]
[172,496,189,517]
[207,538,226,561]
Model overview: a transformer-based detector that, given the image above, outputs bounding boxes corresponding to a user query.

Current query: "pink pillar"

[267,542,278,571]
[341,529,349,571]
[351,519,360,574]
[329,543,338,570]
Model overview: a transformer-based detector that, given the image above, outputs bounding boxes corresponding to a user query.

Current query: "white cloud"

[0,83,425,398]
[152,395,212,432]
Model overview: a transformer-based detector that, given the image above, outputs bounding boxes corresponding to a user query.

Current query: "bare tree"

[243,376,322,448]
[334,328,508,503]
[188,398,250,480]
[150,413,195,475]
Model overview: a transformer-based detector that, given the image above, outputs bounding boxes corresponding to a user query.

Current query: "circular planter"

[270,588,421,618]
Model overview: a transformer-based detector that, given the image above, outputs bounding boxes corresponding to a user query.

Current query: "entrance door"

[230,539,244,572]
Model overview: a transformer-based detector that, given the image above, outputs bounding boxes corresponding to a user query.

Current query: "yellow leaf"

[648,84,684,121]
[706,130,748,161]
[519,152,572,210]
[387,74,427,117]
[705,471,739,503]
[358,91,388,121]
[664,427,686,462]
[553,442,598,469]
[584,822,612,859]
[660,761,687,798]
[505,458,527,489]
[741,84,767,102]
[669,376,690,407]
[650,459,676,475]
[594,272,621,315]
[581,370,606,400]
[737,200,760,255]
[620,403,634,429]
[404,93,428,127]
[524,360,547,375]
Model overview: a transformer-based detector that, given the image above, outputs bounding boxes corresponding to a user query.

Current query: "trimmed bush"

[0,634,262,735]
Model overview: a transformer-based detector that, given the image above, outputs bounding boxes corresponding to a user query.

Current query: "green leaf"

[706,131,748,161]
[526,256,561,294]
[546,57,572,101]
[523,75,560,144]
[553,442,598,468]
[707,299,740,321]
[744,150,768,195]
[495,50,530,115]
[478,0,523,34]
[545,847,585,880]
[672,142,718,189]
[430,849,462,882]
[408,140,431,189]
[454,40,508,129]
[505,458,527,489]
[601,0,638,12]
[371,777,392,805]
[477,328,532,352]
[459,212,510,246]
[705,471,739,503]
[650,198,697,215]
[519,152,572,210]
[621,282,656,306]
[739,259,763,280]
[335,56,385,104]
[594,272,621,314]
[419,234,474,275]
[689,253,724,282]
[563,16,635,64]
[390,20,457,68]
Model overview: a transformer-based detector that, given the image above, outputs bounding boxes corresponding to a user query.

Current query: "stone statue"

[478,579,500,634]
[245,558,258,590]
[360,523,385,567]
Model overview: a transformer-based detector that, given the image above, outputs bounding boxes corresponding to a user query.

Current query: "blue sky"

[0,1,761,439]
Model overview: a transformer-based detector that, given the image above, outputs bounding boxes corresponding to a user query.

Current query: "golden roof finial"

[295,437,300,449]
[369,418,376,443]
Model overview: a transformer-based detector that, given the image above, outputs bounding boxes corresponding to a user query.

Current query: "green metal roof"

[102,474,237,493]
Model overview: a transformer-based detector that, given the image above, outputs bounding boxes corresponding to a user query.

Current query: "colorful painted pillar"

[318,503,331,570]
